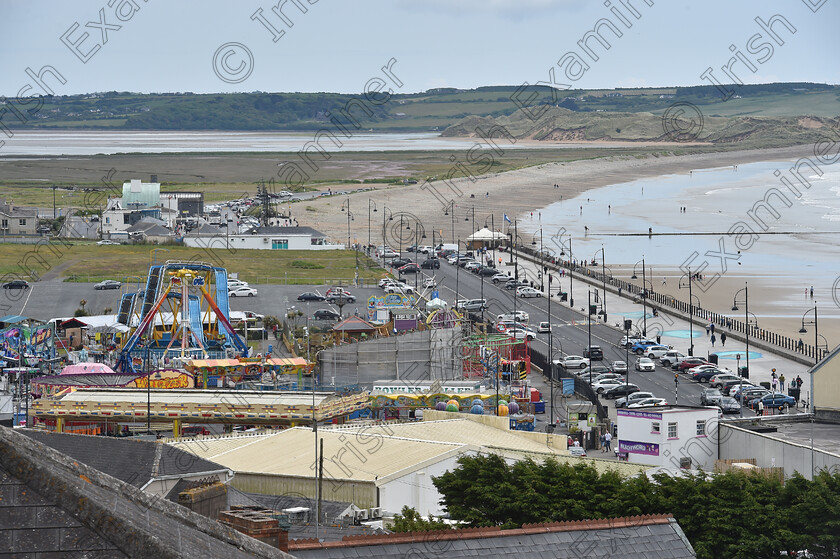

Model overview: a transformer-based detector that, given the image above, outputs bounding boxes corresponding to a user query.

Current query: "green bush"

[290,260,324,269]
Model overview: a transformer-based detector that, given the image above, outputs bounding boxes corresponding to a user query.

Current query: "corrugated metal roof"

[171,428,463,482]
[54,388,337,406]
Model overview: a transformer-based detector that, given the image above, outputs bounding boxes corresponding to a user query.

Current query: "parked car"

[94,279,121,290]
[385,283,415,294]
[420,259,440,269]
[592,378,625,394]
[645,345,671,359]
[389,258,412,268]
[677,358,710,371]
[297,292,325,301]
[2,280,29,289]
[418,245,433,254]
[631,340,661,354]
[659,351,686,367]
[620,335,649,348]
[635,357,656,372]
[505,279,530,290]
[751,392,796,411]
[721,380,756,396]
[96,239,120,245]
[227,279,249,289]
[516,286,542,298]
[422,277,437,288]
[537,321,551,333]
[692,367,731,383]
[577,365,613,380]
[327,292,356,303]
[733,387,770,404]
[628,397,668,408]
[583,345,604,361]
[399,263,421,274]
[379,278,397,288]
[700,388,724,406]
[603,383,640,399]
[229,286,257,297]
[491,273,511,284]
[478,266,499,277]
[313,309,341,321]
[497,311,529,323]
[457,299,487,312]
[380,248,399,259]
[590,373,623,385]
[710,373,742,388]
[464,261,481,272]
[612,360,628,374]
[615,391,656,408]
[717,396,742,414]
[559,355,590,370]
[506,327,536,341]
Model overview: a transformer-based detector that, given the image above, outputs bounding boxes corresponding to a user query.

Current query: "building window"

[19,219,26,226]
[668,422,678,439]
[651,422,660,434]
[1,219,7,229]
[696,420,706,436]
[272,239,289,249]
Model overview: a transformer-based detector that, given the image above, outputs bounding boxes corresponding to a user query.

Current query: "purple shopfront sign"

[619,440,660,456]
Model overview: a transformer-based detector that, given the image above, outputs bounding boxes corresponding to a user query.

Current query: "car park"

[635,357,656,372]
[659,351,686,367]
[2,280,30,289]
[612,360,628,374]
[559,355,590,369]
[229,286,257,297]
[592,378,624,394]
[583,345,604,361]
[497,311,529,323]
[94,279,121,290]
[700,388,724,406]
[628,397,668,408]
[751,392,796,411]
[313,309,341,321]
[297,292,325,301]
[603,383,640,399]
[717,396,741,414]
[644,345,671,359]
[615,391,656,408]
[537,322,551,333]
[516,286,542,298]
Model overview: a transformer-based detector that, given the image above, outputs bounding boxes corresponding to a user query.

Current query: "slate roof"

[20,430,229,489]
[290,515,696,559]
[0,425,294,558]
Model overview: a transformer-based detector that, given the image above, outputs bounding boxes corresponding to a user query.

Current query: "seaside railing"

[509,243,825,364]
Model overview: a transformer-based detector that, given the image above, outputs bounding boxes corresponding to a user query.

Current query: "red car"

[678,358,710,371]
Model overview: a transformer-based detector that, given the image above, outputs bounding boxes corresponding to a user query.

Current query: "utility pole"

[548,272,554,425]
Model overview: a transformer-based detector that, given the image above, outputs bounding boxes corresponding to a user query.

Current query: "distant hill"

[441,107,839,148]
[12,82,839,133]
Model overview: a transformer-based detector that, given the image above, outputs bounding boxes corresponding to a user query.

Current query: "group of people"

[706,322,727,347]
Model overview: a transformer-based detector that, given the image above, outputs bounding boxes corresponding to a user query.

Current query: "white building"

[617,406,719,471]
[183,226,343,251]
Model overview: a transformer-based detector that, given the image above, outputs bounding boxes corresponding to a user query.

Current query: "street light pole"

[368,198,377,257]
[548,272,553,424]
[600,246,607,322]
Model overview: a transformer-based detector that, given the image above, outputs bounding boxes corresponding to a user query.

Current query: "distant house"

[0,199,38,236]
[125,217,172,243]
[183,226,343,251]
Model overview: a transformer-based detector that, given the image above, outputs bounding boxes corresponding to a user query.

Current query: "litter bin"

[788,386,800,401]
[708,353,719,365]
[739,366,749,379]
[560,292,568,302]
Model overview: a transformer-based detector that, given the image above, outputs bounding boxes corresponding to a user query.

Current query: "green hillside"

[12,82,839,133]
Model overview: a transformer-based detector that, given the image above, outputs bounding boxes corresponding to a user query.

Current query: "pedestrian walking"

[710,334,716,347]
[600,432,606,452]
[810,286,814,298]
[604,431,612,452]
[757,400,764,415]
[772,378,778,391]
[779,374,785,392]
[710,323,715,335]
[720,332,727,346]
[705,324,710,336]
[796,375,803,388]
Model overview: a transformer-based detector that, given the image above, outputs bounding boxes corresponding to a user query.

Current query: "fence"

[530,347,607,422]
[511,243,824,363]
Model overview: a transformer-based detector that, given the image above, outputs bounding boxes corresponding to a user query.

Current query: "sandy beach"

[299,144,838,346]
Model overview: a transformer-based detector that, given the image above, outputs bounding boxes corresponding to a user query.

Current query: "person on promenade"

[710,334,716,347]
[779,374,785,392]
[720,332,727,346]
[604,431,612,453]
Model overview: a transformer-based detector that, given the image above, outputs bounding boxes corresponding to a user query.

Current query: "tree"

[391,506,448,533]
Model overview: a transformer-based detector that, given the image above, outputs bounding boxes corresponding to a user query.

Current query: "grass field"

[0,242,385,285]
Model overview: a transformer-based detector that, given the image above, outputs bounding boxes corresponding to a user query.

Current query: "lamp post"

[678,268,699,356]
[444,202,455,244]
[557,232,574,307]
[631,258,651,337]
[590,247,607,321]
[368,199,377,257]
[799,303,826,364]
[484,214,496,268]
[381,206,393,268]
[547,273,554,424]
[731,283,755,384]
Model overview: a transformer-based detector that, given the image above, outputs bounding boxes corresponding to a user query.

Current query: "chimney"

[151,174,158,183]
[219,506,289,552]
[178,481,228,520]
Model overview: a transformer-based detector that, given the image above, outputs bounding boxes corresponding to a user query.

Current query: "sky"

[1,0,838,96]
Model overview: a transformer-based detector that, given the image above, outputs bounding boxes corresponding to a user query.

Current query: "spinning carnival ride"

[116,262,248,373]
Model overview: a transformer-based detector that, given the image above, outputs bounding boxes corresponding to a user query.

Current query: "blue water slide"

[140,265,163,321]
[187,295,207,348]
[117,293,136,325]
